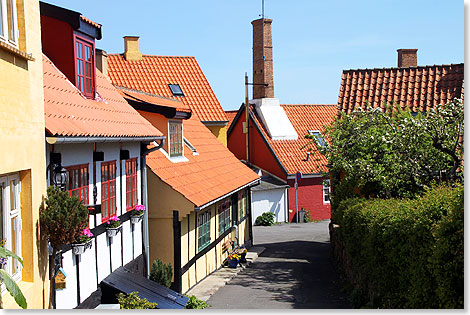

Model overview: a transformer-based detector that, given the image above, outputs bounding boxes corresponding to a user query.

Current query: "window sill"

[0,40,34,61]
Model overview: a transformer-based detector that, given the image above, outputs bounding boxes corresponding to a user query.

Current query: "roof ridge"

[107,53,195,59]
[342,62,464,73]
[280,104,337,106]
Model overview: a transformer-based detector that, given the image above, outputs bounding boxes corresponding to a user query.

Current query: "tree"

[39,186,89,308]
[305,98,464,210]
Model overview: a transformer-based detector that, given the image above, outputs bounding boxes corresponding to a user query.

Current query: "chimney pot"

[124,36,142,61]
[397,49,418,68]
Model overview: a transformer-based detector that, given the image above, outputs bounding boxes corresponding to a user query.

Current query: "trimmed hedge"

[333,185,463,308]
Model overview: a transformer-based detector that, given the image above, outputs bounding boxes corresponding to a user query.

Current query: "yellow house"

[107,36,229,146]
[0,0,48,309]
[117,87,259,293]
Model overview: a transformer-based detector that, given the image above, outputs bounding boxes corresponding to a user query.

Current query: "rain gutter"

[46,136,164,144]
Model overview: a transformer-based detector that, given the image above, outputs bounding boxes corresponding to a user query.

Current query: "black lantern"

[52,164,68,191]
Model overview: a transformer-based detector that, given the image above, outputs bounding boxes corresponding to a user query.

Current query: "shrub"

[117,291,157,309]
[333,185,463,308]
[149,258,173,288]
[255,212,275,226]
[303,208,311,222]
[184,295,209,309]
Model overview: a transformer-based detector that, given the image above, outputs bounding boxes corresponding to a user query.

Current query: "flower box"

[106,225,121,238]
[130,214,143,224]
[72,240,92,255]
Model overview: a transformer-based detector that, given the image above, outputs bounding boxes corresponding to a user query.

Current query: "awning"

[100,267,189,309]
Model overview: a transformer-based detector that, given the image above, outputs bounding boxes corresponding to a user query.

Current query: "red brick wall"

[397,49,418,68]
[287,177,331,222]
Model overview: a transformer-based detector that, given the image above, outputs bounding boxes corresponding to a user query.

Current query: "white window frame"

[0,0,19,47]
[0,173,22,283]
[322,179,331,204]
[307,130,326,148]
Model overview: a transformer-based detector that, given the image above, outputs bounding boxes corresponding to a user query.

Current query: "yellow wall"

[0,0,48,309]
[205,124,227,147]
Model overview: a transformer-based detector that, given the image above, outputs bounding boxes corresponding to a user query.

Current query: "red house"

[227,18,337,222]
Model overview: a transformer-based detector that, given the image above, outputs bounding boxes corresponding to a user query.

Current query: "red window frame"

[125,158,138,211]
[73,34,95,98]
[65,164,89,204]
[101,161,117,222]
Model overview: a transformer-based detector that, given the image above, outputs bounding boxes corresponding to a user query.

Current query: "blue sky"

[45,0,464,111]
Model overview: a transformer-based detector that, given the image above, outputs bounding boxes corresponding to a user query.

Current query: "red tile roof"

[107,54,228,123]
[43,54,162,138]
[116,86,191,113]
[146,114,259,207]
[338,63,464,114]
[251,104,338,175]
[80,15,101,29]
[225,110,238,130]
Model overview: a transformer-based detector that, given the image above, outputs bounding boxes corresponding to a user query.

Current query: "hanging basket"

[130,214,143,224]
[71,240,92,256]
[106,225,122,238]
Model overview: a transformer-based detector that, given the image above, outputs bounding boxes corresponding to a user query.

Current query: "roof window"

[168,84,184,97]
[308,130,326,148]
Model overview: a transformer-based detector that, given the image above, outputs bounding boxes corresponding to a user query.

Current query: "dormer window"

[169,120,183,157]
[74,35,95,98]
[168,84,184,97]
[0,0,19,46]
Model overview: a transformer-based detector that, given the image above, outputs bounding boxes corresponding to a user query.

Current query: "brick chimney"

[252,18,274,99]
[124,36,142,61]
[397,49,418,68]
[95,48,108,78]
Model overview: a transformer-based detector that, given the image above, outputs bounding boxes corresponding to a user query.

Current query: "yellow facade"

[146,168,250,293]
[205,124,227,147]
[0,0,48,309]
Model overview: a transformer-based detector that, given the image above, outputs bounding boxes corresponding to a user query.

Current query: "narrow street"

[206,220,351,309]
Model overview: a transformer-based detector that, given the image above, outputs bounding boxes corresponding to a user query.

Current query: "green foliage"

[335,185,463,308]
[39,186,89,248]
[306,99,464,211]
[0,246,26,309]
[149,258,173,288]
[116,291,157,309]
[255,212,276,226]
[303,208,311,222]
[184,295,209,309]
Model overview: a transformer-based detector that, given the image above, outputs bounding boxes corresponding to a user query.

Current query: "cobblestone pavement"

[206,220,351,309]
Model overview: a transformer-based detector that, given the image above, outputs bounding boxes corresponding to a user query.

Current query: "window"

[197,210,211,252]
[308,130,326,148]
[217,200,231,236]
[323,179,331,204]
[74,35,95,98]
[0,0,18,46]
[66,164,89,204]
[238,190,248,221]
[0,173,21,280]
[168,84,184,97]
[125,158,138,211]
[169,120,183,157]
[101,161,116,222]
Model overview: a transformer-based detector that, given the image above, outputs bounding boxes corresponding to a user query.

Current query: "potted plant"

[227,253,240,268]
[130,204,145,224]
[71,228,93,255]
[239,248,248,263]
[106,215,121,238]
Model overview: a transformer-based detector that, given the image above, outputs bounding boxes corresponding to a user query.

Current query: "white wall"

[251,188,288,224]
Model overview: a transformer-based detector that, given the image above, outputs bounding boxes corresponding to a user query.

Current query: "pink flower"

[135,204,146,211]
[81,228,93,238]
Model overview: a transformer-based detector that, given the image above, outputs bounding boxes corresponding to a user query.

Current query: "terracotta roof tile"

[43,54,162,138]
[80,15,101,29]
[107,54,228,123]
[251,104,338,175]
[338,63,464,114]
[225,110,239,130]
[146,115,259,207]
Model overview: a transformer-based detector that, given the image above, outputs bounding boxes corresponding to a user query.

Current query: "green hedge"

[334,185,463,308]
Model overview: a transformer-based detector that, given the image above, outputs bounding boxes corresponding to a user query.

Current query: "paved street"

[206,220,351,309]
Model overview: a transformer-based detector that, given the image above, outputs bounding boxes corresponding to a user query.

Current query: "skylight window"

[308,130,326,148]
[168,84,184,97]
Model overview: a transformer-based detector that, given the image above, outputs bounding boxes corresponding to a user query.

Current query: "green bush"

[184,295,209,309]
[117,291,157,309]
[303,208,311,222]
[255,212,275,226]
[149,258,173,288]
[334,185,463,308]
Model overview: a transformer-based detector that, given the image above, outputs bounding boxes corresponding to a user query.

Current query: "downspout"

[140,139,165,278]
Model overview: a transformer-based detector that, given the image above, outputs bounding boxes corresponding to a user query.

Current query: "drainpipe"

[140,139,165,278]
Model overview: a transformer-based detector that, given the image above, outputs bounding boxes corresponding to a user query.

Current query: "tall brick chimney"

[124,36,142,61]
[252,18,274,99]
[397,49,418,68]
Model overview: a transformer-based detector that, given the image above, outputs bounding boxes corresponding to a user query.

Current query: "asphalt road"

[206,220,351,309]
